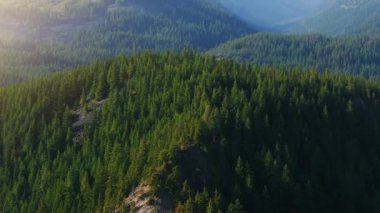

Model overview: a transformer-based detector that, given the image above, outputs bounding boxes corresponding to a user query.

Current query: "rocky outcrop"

[72,99,107,143]
[118,182,171,213]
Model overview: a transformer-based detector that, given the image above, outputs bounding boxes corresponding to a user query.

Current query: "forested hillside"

[2,0,380,88]
[290,0,380,35]
[2,52,380,212]
[209,33,380,79]
[0,0,253,85]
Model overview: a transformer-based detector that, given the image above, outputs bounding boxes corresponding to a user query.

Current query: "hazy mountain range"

[0,0,378,42]
[218,0,337,28]
[291,0,380,35]
[0,0,379,80]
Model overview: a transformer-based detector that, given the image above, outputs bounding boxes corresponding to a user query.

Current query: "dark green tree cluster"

[209,33,380,79]
[1,52,380,212]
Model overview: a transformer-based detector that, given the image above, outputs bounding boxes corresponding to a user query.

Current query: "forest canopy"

[1,52,380,212]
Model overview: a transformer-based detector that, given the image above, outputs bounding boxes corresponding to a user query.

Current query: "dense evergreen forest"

[209,33,380,79]
[2,52,380,212]
[4,31,380,87]
[1,1,380,212]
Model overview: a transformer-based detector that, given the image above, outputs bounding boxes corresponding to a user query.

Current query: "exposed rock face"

[72,99,107,143]
[121,183,171,213]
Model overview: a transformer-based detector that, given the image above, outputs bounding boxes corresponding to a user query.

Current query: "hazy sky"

[219,0,337,27]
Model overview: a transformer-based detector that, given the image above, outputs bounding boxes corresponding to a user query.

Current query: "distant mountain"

[0,0,254,81]
[217,0,335,29]
[209,33,380,78]
[290,0,380,35]
[76,0,254,51]
[0,0,253,48]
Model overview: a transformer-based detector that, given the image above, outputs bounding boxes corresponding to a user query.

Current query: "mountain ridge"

[2,52,380,212]
[290,0,380,35]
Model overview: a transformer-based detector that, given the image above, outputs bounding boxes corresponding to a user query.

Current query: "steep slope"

[209,33,380,79]
[2,53,380,212]
[290,0,380,35]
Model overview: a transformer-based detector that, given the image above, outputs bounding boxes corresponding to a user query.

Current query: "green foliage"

[1,52,380,212]
[209,33,380,79]
[228,199,244,213]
